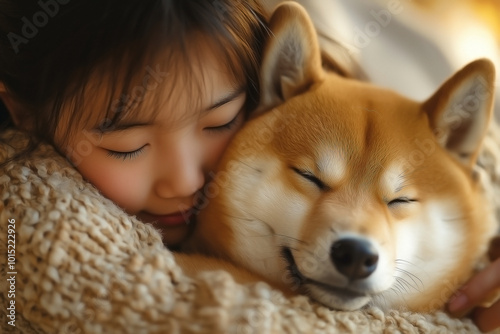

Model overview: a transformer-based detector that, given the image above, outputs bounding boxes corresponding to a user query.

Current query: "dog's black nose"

[330,238,379,280]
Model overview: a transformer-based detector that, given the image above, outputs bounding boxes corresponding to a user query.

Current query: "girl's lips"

[140,209,194,227]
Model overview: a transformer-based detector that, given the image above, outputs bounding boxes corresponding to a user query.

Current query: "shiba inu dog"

[187,2,497,312]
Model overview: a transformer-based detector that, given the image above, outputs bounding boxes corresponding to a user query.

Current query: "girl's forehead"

[74,41,243,134]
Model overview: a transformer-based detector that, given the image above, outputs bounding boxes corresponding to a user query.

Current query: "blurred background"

[2,1,498,125]
[263,0,500,121]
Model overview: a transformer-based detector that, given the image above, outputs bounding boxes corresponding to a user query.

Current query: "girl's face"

[59,49,246,247]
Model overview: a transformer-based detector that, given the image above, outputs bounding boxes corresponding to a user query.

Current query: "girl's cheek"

[207,121,245,169]
[77,157,149,214]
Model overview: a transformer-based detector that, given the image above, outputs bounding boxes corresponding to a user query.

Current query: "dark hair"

[0,100,10,126]
[0,0,269,159]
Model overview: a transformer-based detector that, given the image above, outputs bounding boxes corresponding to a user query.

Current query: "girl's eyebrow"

[95,87,246,134]
[205,86,245,112]
[93,121,153,134]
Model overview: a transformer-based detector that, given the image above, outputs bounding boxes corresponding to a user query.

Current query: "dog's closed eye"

[387,197,417,207]
[292,167,329,191]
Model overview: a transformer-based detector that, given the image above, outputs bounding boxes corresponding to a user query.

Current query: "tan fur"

[185,2,497,312]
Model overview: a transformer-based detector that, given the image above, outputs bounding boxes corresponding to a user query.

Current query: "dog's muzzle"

[282,237,381,310]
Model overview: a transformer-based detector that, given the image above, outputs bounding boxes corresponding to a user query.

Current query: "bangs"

[55,0,268,147]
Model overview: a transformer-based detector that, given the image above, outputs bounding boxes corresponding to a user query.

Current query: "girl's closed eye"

[106,144,148,161]
[204,109,243,133]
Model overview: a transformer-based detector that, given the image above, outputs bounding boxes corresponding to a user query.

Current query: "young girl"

[0,0,269,248]
[0,0,498,332]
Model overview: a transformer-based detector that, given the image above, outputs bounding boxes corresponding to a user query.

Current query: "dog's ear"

[258,2,325,112]
[422,59,495,169]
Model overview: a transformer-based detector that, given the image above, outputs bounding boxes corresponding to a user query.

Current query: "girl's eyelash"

[105,112,242,160]
[205,112,242,133]
[106,145,147,161]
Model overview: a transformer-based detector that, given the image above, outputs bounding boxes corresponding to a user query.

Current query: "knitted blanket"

[1,126,499,333]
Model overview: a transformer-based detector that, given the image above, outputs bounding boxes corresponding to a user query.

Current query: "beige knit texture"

[1,127,499,334]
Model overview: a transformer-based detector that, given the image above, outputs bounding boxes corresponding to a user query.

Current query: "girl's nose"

[154,142,205,199]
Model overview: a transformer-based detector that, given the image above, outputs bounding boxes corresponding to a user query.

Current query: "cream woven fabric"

[1,127,499,334]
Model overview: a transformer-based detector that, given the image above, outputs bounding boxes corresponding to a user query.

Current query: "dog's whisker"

[377,293,391,311]
[389,287,404,303]
[392,288,405,300]
[395,259,425,273]
[393,277,411,294]
[394,273,423,294]
[394,267,424,292]
[396,277,414,296]
[394,261,423,282]
[388,286,406,307]
[390,285,403,297]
